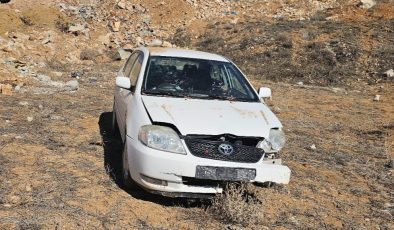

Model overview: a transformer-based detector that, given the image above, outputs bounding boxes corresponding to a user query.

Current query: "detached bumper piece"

[196,166,256,181]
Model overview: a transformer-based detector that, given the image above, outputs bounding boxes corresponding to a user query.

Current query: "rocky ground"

[0,0,393,229]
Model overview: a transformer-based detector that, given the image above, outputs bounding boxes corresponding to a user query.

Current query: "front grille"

[184,136,264,163]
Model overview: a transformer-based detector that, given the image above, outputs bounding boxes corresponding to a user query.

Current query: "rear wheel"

[122,141,134,189]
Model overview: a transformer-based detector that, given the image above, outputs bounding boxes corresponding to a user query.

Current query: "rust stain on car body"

[161,104,176,121]
[260,111,269,125]
[230,106,259,119]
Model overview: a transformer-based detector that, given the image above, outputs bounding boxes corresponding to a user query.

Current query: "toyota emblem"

[218,143,234,155]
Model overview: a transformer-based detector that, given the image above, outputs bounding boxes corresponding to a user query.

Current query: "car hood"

[141,96,282,137]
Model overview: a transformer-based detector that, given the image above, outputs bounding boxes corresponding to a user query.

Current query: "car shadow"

[98,112,207,207]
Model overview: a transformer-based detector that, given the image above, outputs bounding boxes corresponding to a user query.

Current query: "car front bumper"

[126,137,291,195]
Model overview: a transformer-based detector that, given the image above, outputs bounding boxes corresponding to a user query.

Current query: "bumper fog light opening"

[140,174,168,186]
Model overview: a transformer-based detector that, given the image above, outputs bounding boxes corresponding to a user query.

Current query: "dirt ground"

[0,0,393,229]
[0,63,392,229]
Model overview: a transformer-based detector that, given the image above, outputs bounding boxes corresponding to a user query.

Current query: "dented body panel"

[126,138,291,194]
[141,95,282,137]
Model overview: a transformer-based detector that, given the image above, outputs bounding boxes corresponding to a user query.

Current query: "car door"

[115,52,144,140]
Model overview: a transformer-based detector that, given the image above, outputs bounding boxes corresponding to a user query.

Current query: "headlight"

[257,129,285,152]
[138,125,186,154]
[269,129,286,151]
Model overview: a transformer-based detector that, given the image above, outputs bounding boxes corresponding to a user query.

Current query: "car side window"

[123,53,138,77]
[129,54,143,88]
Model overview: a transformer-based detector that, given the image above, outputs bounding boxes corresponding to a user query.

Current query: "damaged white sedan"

[112,47,290,197]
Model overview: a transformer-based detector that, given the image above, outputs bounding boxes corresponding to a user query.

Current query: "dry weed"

[209,183,263,227]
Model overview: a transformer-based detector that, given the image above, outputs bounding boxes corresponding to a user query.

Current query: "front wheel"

[111,104,120,137]
[122,141,135,189]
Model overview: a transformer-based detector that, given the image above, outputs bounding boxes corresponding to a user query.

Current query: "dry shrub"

[80,48,101,61]
[209,183,263,227]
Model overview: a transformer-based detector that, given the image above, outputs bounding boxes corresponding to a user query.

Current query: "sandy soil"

[1,64,392,228]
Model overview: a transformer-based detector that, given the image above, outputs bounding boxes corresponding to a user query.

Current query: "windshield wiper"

[143,90,185,98]
[206,95,255,102]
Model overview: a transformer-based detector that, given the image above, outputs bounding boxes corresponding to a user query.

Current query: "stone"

[36,74,52,83]
[19,101,28,106]
[50,81,65,88]
[135,36,144,46]
[71,71,84,79]
[68,24,86,35]
[223,23,233,30]
[359,0,376,9]
[53,71,63,77]
[117,0,126,9]
[122,43,134,50]
[98,33,111,46]
[310,144,317,150]
[9,32,30,41]
[25,184,32,192]
[116,49,132,60]
[10,195,21,204]
[331,87,346,93]
[111,21,121,32]
[27,116,33,122]
[79,6,95,19]
[65,80,79,90]
[373,95,380,101]
[384,69,394,78]
[41,37,52,44]
[162,41,173,47]
[150,39,163,46]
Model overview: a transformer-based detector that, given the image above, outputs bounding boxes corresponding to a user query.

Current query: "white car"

[113,47,291,197]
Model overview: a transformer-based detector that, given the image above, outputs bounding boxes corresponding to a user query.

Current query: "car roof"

[140,47,229,62]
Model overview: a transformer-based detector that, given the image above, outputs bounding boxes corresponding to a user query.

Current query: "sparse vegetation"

[209,183,263,227]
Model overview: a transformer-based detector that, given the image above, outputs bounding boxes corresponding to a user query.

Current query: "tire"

[122,141,134,189]
[111,105,120,137]
[0,0,11,4]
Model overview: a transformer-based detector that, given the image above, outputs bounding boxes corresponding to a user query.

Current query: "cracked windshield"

[142,57,259,102]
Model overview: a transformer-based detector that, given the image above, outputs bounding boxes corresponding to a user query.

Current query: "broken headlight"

[257,129,285,152]
[138,125,186,154]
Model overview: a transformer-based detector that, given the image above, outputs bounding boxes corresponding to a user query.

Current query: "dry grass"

[208,183,263,227]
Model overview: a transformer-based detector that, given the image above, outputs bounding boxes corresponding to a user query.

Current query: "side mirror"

[116,76,131,89]
[258,87,272,99]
